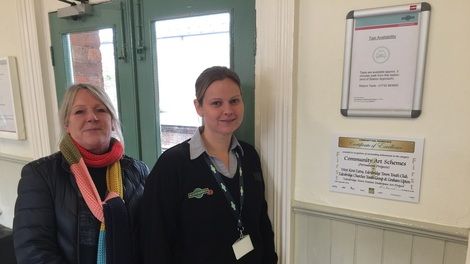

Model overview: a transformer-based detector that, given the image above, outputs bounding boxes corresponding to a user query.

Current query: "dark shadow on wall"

[0,225,16,264]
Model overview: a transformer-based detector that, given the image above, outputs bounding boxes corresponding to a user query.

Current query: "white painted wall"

[0,160,26,227]
[0,2,31,159]
[0,0,31,228]
[0,1,469,262]
[295,0,470,228]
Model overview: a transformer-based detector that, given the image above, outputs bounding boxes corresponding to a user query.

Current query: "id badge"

[232,234,254,260]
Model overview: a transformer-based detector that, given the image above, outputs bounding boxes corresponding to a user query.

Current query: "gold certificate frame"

[341,3,431,118]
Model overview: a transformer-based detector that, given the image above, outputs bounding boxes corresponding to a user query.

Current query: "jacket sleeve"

[13,163,69,264]
[127,159,149,264]
[141,152,181,263]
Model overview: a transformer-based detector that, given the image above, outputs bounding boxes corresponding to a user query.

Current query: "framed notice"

[341,3,431,118]
[0,56,25,140]
[330,134,424,203]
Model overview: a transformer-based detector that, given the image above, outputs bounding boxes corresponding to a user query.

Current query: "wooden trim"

[17,0,52,158]
[293,200,468,244]
[0,153,31,164]
[255,0,295,263]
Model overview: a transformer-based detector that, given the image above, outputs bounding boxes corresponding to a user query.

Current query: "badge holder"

[232,234,254,260]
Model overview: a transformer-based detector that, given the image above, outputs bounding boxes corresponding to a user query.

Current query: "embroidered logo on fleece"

[187,187,214,199]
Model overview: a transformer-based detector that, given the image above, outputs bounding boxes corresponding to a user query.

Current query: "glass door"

[136,0,256,160]
[49,0,255,166]
[49,0,141,159]
[155,13,231,151]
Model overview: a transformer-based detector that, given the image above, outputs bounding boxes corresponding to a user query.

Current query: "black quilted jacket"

[13,152,148,264]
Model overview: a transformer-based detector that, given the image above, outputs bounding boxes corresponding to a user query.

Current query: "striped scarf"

[60,134,124,264]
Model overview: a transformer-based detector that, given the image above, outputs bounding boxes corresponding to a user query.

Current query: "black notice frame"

[341,3,431,118]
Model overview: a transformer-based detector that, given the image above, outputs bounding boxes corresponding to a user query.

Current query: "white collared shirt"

[188,127,244,178]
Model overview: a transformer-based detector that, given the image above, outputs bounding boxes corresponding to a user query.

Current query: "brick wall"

[69,31,104,88]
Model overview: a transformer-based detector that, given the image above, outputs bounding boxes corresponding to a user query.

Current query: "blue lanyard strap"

[203,151,245,237]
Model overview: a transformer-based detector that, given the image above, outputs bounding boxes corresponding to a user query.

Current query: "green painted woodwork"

[49,0,255,167]
[49,0,141,160]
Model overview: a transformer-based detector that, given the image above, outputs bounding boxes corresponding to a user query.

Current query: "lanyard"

[203,151,245,238]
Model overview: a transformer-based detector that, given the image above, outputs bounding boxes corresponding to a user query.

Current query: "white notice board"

[341,3,431,118]
[0,56,25,140]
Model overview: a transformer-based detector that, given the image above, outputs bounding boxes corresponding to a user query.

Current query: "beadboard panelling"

[411,236,445,264]
[382,231,413,264]
[294,213,332,262]
[355,226,383,264]
[331,221,355,264]
[444,243,467,264]
[293,201,468,264]
[294,210,309,263]
[310,217,331,262]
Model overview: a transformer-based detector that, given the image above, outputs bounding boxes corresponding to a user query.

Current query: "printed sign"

[331,135,424,202]
[341,3,431,117]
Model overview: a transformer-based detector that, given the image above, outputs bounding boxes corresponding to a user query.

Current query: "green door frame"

[135,0,256,165]
[49,0,142,159]
[49,0,255,167]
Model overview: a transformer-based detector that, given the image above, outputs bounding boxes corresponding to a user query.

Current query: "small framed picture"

[0,56,25,140]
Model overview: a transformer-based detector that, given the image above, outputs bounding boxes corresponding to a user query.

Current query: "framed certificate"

[0,56,25,140]
[330,134,424,202]
[341,3,431,118]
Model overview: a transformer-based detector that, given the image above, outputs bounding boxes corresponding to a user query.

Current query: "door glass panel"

[64,28,118,113]
[155,13,230,151]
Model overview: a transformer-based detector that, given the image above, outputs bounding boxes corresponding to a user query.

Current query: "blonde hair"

[59,83,124,144]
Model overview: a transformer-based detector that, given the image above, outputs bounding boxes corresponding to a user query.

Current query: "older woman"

[13,83,148,264]
[142,66,278,263]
